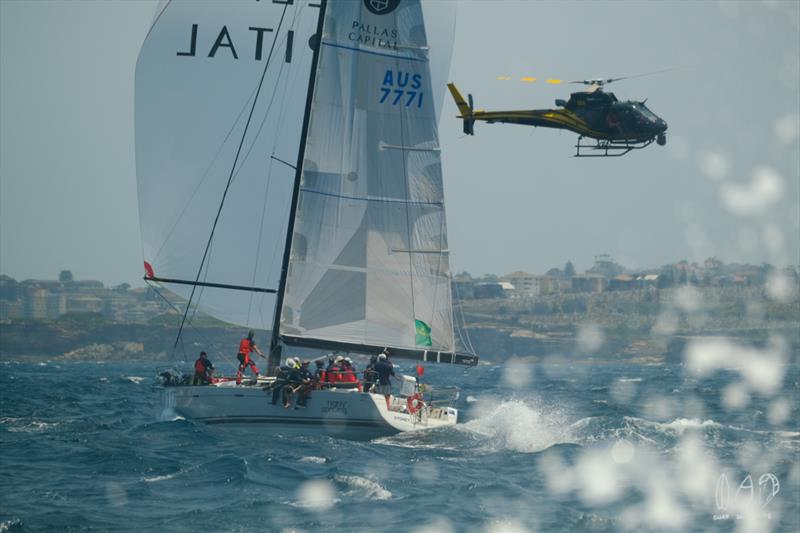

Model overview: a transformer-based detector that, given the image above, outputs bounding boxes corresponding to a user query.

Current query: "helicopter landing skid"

[574,137,654,157]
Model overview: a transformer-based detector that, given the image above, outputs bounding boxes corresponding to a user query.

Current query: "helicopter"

[447,73,670,157]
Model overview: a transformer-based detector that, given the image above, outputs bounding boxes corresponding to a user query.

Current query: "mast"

[268,0,328,373]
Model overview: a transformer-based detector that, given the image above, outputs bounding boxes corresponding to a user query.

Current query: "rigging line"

[299,188,443,206]
[246,158,277,325]
[146,281,238,371]
[173,2,292,353]
[390,52,418,334]
[188,237,213,327]
[450,269,476,355]
[452,256,477,356]
[270,155,297,170]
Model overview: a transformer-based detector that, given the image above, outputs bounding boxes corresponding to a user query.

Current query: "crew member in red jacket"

[192,351,214,385]
[236,330,264,384]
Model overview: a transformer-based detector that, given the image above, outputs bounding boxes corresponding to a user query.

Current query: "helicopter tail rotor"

[447,83,475,135]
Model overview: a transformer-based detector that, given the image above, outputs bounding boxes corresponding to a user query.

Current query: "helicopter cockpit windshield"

[631,103,660,123]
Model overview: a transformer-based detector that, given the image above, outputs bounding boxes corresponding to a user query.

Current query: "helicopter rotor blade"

[602,64,698,85]
[497,65,697,88]
[496,76,566,84]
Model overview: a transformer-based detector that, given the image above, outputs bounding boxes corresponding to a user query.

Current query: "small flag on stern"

[415,319,432,347]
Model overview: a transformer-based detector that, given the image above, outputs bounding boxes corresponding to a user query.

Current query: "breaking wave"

[298,456,327,464]
[459,398,576,453]
[334,475,392,501]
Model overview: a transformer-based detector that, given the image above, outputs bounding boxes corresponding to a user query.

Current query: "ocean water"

[1,357,798,532]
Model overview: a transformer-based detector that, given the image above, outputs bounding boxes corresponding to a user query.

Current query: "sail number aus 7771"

[379,69,424,108]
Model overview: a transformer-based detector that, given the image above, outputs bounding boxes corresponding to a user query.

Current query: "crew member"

[282,358,305,408]
[362,355,378,393]
[327,355,344,384]
[313,359,327,387]
[339,358,358,384]
[192,351,214,385]
[294,360,314,407]
[374,349,398,409]
[272,357,295,405]
[236,330,264,385]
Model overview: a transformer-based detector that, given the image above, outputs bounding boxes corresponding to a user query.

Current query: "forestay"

[279,0,470,362]
[135,0,319,329]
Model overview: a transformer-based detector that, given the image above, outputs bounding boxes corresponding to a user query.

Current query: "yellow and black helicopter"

[448,73,669,157]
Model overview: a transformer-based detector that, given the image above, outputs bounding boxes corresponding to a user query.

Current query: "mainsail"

[135,0,319,329]
[277,0,476,365]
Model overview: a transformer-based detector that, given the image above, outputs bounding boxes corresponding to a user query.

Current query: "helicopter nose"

[658,119,668,132]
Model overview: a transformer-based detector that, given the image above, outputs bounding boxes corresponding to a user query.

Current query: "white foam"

[158,408,184,422]
[335,475,392,500]
[299,456,327,464]
[124,376,145,384]
[465,395,478,403]
[651,418,720,435]
[0,519,23,532]
[7,420,58,433]
[143,472,181,483]
[461,399,574,453]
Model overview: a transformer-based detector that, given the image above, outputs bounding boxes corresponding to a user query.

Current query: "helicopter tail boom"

[447,83,475,135]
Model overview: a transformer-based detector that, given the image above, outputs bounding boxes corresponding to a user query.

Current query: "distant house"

[501,271,556,297]
[571,274,606,293]
[474,282,508,299]
[609,274,635,291]
[641,274,660,287]
[452,279,476,299]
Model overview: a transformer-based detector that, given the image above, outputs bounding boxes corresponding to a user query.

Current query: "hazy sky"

[1,0,798,286]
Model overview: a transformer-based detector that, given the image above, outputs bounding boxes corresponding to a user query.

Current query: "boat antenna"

[268,0,328,374]
[171,3,293,354]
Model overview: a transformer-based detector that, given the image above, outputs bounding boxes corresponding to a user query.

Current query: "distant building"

[452,274,477,299]
[47,293,66,319]
[610,273,662,290]
[571,275,606,293]
[23,288,48,319]
[474,282,507,299]
[501,271,558,297]
[0,299,23,320]
[609,274,635,291]
[66,295,104,314]
[0,275,21,301]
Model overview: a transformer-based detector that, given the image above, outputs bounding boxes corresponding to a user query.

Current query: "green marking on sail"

[415,319,432,347]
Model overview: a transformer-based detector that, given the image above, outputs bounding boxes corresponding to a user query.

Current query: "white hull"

[161,384,457,440]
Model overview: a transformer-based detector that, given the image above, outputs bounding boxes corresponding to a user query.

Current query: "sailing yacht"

[135,0,477,439]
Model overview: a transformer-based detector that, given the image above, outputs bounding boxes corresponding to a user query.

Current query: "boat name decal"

[322,400,348,416]
[348,21,399,51]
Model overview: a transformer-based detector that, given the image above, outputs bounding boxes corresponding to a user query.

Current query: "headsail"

[135,0,320,329]
[278,0,476,364]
